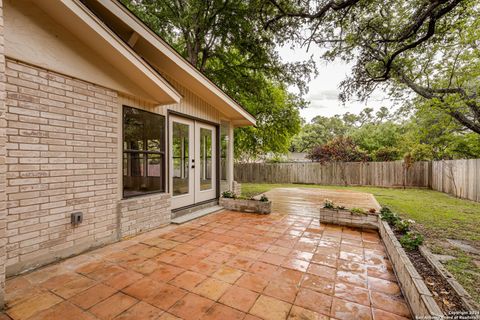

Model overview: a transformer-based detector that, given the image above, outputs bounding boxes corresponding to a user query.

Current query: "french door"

[170,115,217,209]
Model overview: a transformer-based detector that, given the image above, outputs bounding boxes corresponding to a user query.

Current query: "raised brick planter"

[319,208,378,229]
[220,197,271,214]
[378,220,443,318]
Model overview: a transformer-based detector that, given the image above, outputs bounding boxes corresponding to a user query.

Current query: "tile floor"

[2,190,410,320]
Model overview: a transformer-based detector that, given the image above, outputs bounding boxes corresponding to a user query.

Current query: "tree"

[404,99,480,160]
[349,121,405,159]
[265,0,480,134]
[306,136,369,162]
[120,0,315,159]
[307,136,369,185]
[290,115,347,152]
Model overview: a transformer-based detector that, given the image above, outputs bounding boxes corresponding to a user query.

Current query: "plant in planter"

[320,201,378,229]
[395,219,415,233]
[220,190,271,214]
[350,207,366,215]
[222,190,237,199]
[399,231,424,250]
[323,199,335,209]
[380,207,401,225]
[260,195,269,202]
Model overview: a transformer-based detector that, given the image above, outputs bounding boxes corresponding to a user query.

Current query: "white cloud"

[309,89,340,101]
[277,43,398,122]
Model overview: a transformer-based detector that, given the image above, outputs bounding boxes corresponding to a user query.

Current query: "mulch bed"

[391,228,468,314]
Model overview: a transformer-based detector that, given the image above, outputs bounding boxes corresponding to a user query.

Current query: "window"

[123,106,165,197]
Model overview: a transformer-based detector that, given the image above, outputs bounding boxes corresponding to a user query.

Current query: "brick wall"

[3,59,173,276]
[118,193,171,239]
[0,0,7,309]
[4,59,120,274]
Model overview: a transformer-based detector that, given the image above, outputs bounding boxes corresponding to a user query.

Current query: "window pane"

[123,153,145,197]
[173,122,190,196]
[123,106,165,197]
[200,128,212,191]
[123,106,164,152]
[146,115,164,152]
[147,154,162,177]
[123,107,145,151]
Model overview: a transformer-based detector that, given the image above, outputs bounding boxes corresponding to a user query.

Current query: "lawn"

[241,183,480,304]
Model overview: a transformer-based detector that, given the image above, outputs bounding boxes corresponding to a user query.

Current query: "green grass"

[242,183,480,303]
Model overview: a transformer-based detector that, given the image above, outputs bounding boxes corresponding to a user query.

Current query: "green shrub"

[380,207,401,225]
[399,231,424,250]
[222,190,236,199]
[380,206,392,214]
[350,207,366,215]
[323,199,335,209]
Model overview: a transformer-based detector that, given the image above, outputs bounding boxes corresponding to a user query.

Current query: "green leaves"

[122,0,313,160]
[267,0,480,134]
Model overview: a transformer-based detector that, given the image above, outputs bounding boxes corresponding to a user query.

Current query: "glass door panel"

[170,116,195,209]
[172,122,190,196]
[200,128,212,191]
[195,122,216,203]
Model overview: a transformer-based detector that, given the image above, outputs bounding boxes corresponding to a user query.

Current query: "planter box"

[378,220,443,318]
[419,246,480,312]
[319,208,378,230]
[220,197,271,214]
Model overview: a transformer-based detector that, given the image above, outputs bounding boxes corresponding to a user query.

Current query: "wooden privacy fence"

[431,159,480,202]
[234,159,480,202]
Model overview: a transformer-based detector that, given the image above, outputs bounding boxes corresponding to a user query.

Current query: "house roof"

[34,0,182,105]
[80,0,256,127]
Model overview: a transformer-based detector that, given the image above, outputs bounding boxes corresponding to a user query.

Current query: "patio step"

[171,205,224,224]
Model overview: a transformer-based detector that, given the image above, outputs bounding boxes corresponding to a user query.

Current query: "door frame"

[167,110,221,211]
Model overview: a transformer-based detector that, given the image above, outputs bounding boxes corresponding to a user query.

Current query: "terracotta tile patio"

[2,189,411,320]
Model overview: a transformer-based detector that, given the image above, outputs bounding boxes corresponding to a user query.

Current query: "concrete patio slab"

[2,188,409,320]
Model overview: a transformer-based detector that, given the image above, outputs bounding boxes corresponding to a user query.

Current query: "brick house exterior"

[0,0,7,309]
[0,0,255,308]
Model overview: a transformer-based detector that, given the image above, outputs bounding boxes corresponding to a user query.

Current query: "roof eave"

[35,0,182,105]
[91,0,256,126]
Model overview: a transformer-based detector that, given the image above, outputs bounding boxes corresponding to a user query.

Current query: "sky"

[277,44,397,123]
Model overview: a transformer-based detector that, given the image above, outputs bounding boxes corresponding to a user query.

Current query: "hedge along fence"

[234,159,480,202]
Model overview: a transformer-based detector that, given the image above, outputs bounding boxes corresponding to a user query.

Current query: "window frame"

[122,105,166,199]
